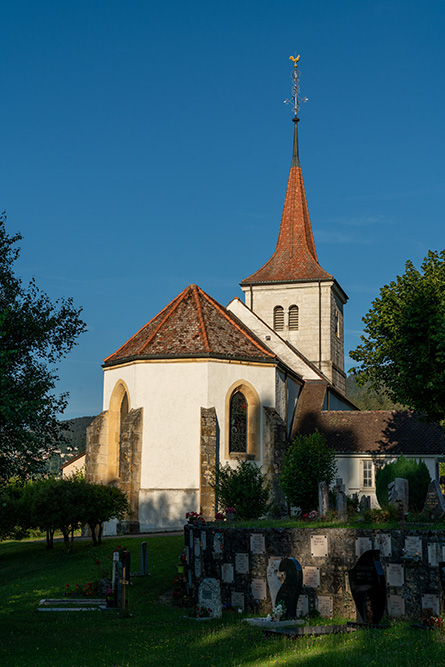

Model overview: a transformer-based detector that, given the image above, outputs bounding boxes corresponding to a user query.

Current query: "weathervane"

[285,54,308,119]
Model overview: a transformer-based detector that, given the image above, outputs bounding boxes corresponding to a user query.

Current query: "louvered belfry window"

[229,391,248,453]
[273,306,284,331]
[288,305,299,330]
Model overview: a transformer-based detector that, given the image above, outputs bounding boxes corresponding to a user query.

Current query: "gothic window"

[120,392,129,432]
[288,305,299,330]
[363,460,374,488]
[273,306,284,331]
[229,391,248,453]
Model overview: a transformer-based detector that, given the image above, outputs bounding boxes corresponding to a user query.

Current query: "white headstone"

[388,478,409,514]
[231,591,245,612]
[386,563,404,587]
[311,535,328,558]
[317,595,333,618]
[374,533,392,557]
[251,578,267,600]
[303,566,320,588]
[235,553,249,574]
[387,594,405,618]
[355,537,372,557]
[198,578,222,618]
[250,533,266,554]
[421,593,440,616]
[266,558,282,608]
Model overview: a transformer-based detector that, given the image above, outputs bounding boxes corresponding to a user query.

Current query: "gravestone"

[251,578,267,600]
[296,594,309,618]
[336,490,348,521]
[303,566,320,588]
[421,593,440,616]
[275,558,303,619]
[318,481,329,516]
[311,535,328,558]
[358,495,370,513]
[317,595,333,618]
[423,480,445,519]
[386,563,404,587]
[235,553,249,574]
[140,542,148,576]
[267,558,283,608]
[250,533,266,554]
[374,533,392,557]
[355,537,372,557]
[221,563,234,584]
[388,478,409,515]
[231,591,245,612]
[387,594,404,618]
[348,550,386,624]
[198,578,222,618]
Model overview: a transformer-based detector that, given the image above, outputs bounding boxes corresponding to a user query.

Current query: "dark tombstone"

[114,560,124,608]
[348,550,386,625]
[140,541,148,575]
[275,558,303,619]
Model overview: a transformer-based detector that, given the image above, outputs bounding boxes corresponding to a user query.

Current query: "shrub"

[210,461,271,519]
[279,432,337,514]
[375,455,431,512]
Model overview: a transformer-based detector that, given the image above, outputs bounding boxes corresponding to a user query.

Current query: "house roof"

[241,120,333,286]
[104,284,277,366]
[292,385,445,455]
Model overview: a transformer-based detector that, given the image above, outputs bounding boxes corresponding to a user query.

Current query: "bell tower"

[240,56,347,393]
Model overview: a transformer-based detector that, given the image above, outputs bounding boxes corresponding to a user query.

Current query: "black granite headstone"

[276,558,303,619]
[348,549,386,624]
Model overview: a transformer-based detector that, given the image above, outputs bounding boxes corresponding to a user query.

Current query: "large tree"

[350,250,445,423]
[0,213,86,482]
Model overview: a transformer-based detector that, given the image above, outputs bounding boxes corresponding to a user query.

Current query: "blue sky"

[2,1,444,419]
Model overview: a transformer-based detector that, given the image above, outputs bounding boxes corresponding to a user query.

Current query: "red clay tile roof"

[241,121,332,286]
[104,284,277,365]
[292,392,445,455]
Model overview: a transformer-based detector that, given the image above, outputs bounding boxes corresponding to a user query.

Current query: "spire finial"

[285,54,308,119]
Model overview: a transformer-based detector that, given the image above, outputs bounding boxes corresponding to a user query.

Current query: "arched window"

[225,381,260,460]
[274,306,284,331]
[229,391,248,453]
[288,305,299,330]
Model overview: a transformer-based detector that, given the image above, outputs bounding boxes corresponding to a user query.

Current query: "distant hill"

[47,415,97,475]
[345,375,404,411]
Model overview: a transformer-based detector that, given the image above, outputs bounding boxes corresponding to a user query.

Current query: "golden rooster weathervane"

[285,54,307,118]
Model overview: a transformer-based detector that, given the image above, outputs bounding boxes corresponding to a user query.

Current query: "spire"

[241,56,332,286]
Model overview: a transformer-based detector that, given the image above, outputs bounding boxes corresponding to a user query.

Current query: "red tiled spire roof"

[241,120,332,285]
[104,284,276,365]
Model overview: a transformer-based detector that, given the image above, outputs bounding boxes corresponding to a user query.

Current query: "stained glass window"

[229,391,248,453]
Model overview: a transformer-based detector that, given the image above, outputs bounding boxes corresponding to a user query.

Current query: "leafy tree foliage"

[0,213,86,482]
[0,477,130,550]
[279,432,337,514]
[345,374,404,411]
[210,461,271,519]
[375,455,431,512]
[350,250,445,423]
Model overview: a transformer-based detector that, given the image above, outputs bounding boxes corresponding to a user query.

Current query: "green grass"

[1,536,445,666]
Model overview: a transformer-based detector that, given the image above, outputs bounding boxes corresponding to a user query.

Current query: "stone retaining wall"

[183,525,445,619]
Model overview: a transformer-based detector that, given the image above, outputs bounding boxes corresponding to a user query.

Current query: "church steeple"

[241,56,332,286]
[239,56,347,394]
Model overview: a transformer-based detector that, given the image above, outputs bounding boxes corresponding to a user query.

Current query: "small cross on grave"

[120,565,130,609]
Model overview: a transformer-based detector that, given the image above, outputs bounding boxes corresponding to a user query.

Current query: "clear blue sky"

[2,1,444,419]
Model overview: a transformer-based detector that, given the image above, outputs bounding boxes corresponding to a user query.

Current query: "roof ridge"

[139,286,191,355]
[192,285,211,352]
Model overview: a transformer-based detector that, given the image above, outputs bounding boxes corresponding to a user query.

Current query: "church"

[85,63,444,532]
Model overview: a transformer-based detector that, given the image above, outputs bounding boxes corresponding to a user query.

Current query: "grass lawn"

[1,535,444,667]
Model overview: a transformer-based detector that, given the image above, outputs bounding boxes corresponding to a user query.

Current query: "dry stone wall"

[184,525,445,619]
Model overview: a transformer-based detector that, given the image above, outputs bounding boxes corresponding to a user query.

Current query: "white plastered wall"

[102,358,279,530]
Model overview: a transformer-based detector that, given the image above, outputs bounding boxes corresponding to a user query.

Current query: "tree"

[279,432,337,514]
[81,482,130,545]
[210,461,271,519]
[0,213,86,482]
[375,455,431,512]
[350,250,445,423]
